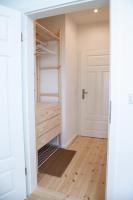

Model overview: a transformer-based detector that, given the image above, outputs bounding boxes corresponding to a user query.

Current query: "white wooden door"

[80,50,109,138]
[0,5,26,200]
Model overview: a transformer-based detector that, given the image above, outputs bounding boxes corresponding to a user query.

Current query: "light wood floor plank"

[29,136,107,200]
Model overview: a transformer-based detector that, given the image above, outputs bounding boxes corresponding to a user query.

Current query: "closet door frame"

[22,1,103,195]
[22,1,118,199]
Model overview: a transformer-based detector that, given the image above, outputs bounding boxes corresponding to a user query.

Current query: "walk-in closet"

[35,21,62,167]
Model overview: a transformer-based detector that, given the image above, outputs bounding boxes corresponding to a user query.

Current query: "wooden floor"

[29,136,107,200]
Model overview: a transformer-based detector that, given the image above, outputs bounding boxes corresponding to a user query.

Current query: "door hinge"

[25,167,27,176]
[21,32,23,42]
[109,100,112,124]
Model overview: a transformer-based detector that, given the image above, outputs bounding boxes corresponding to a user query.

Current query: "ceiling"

[69,6,109,25]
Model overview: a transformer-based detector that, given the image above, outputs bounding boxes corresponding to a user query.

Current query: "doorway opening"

[27,3,110,200]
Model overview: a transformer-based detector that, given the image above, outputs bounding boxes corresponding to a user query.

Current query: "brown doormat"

[39,148,76,177]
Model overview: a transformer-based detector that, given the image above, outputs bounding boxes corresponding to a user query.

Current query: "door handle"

[82,89,88,99]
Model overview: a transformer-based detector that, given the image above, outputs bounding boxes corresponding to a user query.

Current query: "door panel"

[81,51,109,138]
[87,55,109,66]
[0,5,26,200]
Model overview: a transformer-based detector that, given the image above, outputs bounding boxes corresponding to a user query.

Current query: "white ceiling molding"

[0,0,109,18]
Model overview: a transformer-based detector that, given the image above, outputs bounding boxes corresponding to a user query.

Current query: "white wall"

[106,0,133,199]
[78,21,109,52]
[63,14,78,146]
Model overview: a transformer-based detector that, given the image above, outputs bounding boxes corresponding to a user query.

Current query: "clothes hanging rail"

[36,44,56,55]
[36,39,47,47]
[35,21,61,103]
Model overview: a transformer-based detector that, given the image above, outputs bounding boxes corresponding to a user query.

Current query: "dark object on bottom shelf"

[38,143,59,167]
[39,148,76,177]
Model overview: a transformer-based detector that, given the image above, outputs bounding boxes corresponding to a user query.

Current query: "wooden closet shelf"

[36,22,60,42]
[36,51,56,56]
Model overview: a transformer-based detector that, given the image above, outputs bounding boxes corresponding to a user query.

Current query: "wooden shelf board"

[36,22,60,42]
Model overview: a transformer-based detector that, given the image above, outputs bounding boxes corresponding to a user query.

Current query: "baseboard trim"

[62,134,78,149]
[80,132,108,139]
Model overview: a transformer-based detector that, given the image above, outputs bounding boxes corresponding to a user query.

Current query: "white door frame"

[22,0,111,197]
